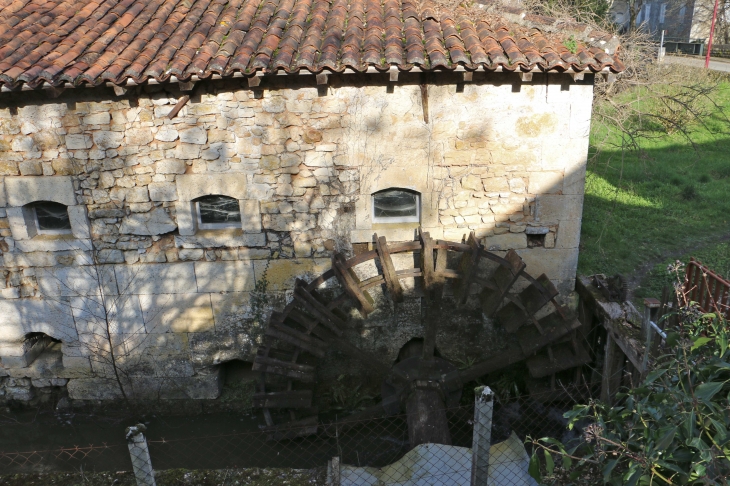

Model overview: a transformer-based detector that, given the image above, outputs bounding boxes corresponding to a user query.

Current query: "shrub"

[528,311,730,485]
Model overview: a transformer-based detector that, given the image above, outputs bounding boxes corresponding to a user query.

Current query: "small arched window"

[26,201,72,235]
[372,188,420,223]
[194,195,241,230]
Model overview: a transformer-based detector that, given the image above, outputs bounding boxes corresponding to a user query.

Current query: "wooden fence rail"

[683,258,730,319]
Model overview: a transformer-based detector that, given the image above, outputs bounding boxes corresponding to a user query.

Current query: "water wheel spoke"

[497,273,559,333]
[332,252,375,316]
[293,285,345,336]
[516,311,582,356]
[253,348,316,382]
[265,322,327,358]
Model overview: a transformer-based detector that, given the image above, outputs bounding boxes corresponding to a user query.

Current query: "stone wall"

[0,72,593,405]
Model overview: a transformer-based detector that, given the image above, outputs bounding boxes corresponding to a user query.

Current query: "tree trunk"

[405,388,452,448]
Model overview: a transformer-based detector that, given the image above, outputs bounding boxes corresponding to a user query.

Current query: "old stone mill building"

[0,0,623,430]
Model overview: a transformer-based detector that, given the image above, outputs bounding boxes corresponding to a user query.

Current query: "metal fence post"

[471,386,493,486]
[126,424,156,486]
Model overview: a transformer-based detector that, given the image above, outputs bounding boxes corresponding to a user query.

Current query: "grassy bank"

[578,73,730,301]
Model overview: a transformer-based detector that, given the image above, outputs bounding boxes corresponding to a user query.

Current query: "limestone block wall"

[0,72,593,404]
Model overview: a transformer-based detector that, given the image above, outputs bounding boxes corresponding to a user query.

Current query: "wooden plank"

[526,342,592,378]
[419,230,436,291]
[375,234,404,302]
[497,274,558,333]
[360,275,385,290]
[436,241,470,252]
[453,232,482,305]
[264,416,319,441]
[287,309,392,375]
[479,249,525,317]
[600,333,625,404]
[332,252,374,317]
[293,286,344,336]
[395,268,421,278]
[516,312,582,356]
[388,241,422,253]
[304,269,335,291]
[286,308,319,333]
[344,250,378,269]
[252,349,316,382]
[253,390,313,409]
[436,248,450,278]
[167,95,190,119]
[266,323,326,358]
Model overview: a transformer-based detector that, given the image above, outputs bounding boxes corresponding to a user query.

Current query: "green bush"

[529,311,730,485]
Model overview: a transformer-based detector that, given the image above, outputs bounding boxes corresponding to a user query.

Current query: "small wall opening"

[220,359,257,386]
[22,332,61,367]
[527,233,546,248]
[216,359,257,408]
[397,338,441,362]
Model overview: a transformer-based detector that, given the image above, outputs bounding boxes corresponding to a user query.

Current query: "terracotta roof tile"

[0,0,624,90]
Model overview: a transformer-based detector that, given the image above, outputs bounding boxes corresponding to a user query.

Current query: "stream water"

[0,397,573,475]
[0,405,433,475]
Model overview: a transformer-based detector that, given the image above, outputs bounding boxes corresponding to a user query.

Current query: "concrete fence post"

[126,424,156,486]
[471,386,494,486]
[327,456,340,486]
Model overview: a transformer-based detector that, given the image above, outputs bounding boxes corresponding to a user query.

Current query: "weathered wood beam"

[316,72,329,85]
[248,75,261,87]
[420,82,429,123]
[292,286,345,337]
[252,348,316,382]
[374,234,404,302]
[113,85,128,96]
[406,388,452,448]
[167,95,190,119]
[389,67,399,82]
[266,322,327,358]
[178,80,195,91]
[600,333,625,404]
[332,252,375,316]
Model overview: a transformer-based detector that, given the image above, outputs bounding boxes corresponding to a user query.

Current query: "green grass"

[635,242,730,302]
[578,79,730,302]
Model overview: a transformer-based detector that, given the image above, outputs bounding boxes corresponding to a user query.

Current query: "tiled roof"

[0,0,625,90]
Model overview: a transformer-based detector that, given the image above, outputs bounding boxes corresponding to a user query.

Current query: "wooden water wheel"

[252,229,589,445]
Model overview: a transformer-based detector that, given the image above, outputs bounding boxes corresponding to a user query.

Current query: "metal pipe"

[650,321,667,339]
[705,0,721,68]
[658,30,665,62]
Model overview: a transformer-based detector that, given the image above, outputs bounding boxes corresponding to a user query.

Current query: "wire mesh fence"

[0,383,596,485]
